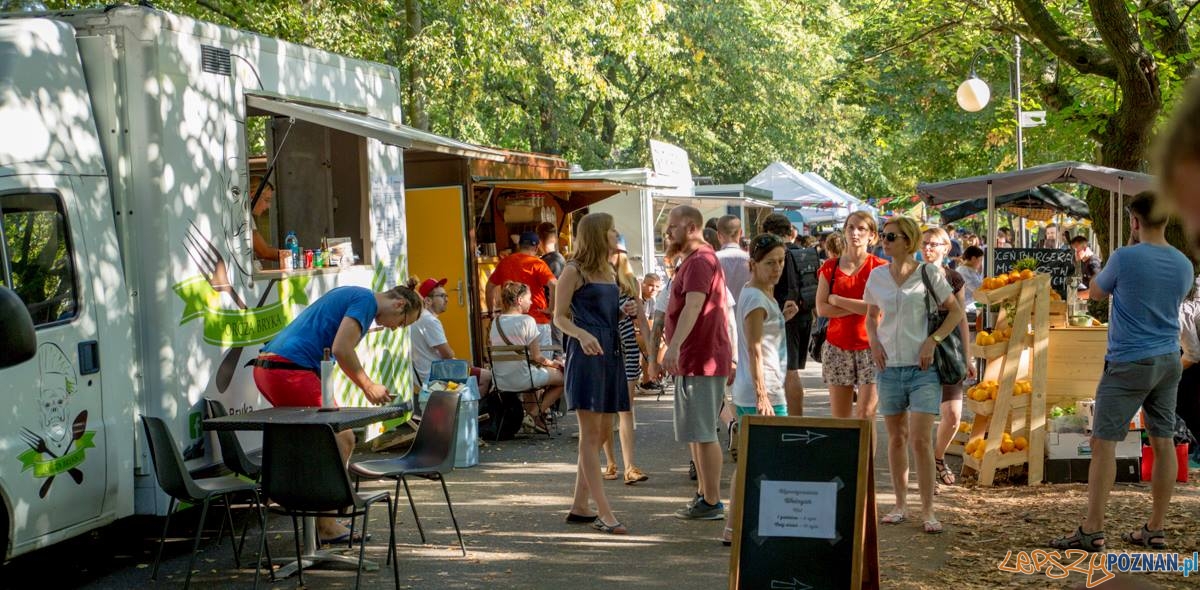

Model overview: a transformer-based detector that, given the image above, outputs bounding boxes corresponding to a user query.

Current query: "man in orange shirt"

[486,232,558,346]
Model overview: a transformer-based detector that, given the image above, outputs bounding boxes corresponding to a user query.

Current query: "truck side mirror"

[0,286,36,368]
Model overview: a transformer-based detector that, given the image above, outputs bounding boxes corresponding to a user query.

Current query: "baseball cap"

[418,278,448,298]
[518,231,540,246]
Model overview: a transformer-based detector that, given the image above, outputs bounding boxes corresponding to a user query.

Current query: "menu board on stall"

[992,248,1074,299]
[728,416,878,590]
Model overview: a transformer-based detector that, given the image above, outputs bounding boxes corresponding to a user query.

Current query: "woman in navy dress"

[554,212,629,534]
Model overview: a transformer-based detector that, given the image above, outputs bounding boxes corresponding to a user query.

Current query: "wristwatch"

[931,333,944,343]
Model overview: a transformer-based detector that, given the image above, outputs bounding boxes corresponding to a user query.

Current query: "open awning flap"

[917,161,1155,205]
[473,178,654,212]
[246,95,506,162]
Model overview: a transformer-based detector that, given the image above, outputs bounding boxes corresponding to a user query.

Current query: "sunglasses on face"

[922,241,946,248]
[882,232,904,243]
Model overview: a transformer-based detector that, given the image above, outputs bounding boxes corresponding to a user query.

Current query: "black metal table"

[202,404,409,578]
[203,405,409,432]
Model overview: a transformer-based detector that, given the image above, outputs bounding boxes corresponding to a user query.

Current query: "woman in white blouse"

[864,216,964,535]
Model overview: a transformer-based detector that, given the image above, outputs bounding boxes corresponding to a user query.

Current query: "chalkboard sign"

[991,248,1074,299]
[728,416,877,590]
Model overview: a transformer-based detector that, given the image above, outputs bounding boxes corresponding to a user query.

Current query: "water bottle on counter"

[284,231,300,269]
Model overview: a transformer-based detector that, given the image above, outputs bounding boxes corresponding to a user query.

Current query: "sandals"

[923,519,944,534]
[881,512,906,525]
[566,512,598,524]
[624,466,649,485]
[602,464,619,480]
[591,518,628,535]
[935,458,955,486]
[1048,526,1106,552]
[1122,524,1167,549]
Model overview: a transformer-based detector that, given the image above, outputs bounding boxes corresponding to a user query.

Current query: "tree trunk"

[404,0,429,131]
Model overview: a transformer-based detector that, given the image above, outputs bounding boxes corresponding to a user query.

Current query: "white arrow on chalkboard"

[770,578,813,590]
[781,431,828,445]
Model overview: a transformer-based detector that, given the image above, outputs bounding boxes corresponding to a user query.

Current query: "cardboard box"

[1045,457,1140,484]
[1074,399,1145,432]
[1046,430,1142,460]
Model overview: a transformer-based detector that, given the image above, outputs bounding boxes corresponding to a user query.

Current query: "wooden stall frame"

[962,274,1049,485]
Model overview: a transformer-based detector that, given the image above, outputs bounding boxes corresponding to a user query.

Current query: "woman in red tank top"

[815,211,888,420]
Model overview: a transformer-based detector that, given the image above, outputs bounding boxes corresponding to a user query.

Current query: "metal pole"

[1014,35,1024,171]
[987,181,995,277]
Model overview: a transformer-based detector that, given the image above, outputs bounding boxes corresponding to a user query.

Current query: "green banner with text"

[173,276,310,347]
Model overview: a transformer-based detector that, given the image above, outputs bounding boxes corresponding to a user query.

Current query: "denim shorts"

[876,366,942,416]
[1094,353,1182,441]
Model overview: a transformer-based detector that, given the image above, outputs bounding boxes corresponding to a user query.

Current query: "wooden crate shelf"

[966,394,1030,417]
[963,449,1029,471]
[946,431,970,456]
[963,274,1049,486]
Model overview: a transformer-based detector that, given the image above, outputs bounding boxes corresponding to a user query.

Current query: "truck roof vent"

[201,45,232,76]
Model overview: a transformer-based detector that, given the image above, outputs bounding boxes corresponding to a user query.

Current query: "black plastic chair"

[203,398,262,481]
[350,390,466,556]
[140,416,267,590]
[257,423,400,590]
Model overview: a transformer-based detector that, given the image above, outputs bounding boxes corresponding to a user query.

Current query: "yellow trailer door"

[405,186,474,363]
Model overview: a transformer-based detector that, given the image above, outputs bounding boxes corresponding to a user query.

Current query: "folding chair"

[487,343,561,438]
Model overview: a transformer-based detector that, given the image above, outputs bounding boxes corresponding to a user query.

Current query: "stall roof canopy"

[917,161,1154,206]
[246,94,507,162]
[938,185,1090,223]
[473,178,650,212]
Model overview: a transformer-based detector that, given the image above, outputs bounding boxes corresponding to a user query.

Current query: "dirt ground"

[2,366,1197,589]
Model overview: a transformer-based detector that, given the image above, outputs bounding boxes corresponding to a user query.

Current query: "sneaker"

[675,498,725,520]
[688,460,697,481]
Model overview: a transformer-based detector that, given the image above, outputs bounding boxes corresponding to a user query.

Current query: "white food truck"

[0,5,496,561]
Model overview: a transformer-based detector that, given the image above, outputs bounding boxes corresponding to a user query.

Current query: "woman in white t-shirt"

[490,281,564,432]
[721,233,799,545]
[864,216,963,535]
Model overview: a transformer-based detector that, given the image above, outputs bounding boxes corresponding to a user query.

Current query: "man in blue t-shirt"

[252,283,422,544]
[1050,192,1193,553]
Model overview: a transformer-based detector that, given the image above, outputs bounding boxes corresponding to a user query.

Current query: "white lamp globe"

[956,76,991,112]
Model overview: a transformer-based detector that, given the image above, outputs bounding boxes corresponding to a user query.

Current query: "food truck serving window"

[243,94,505,276]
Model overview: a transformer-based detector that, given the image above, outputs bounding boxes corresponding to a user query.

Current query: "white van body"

[0,6,497,561]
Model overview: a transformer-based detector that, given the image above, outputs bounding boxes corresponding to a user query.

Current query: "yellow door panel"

[406,186,474,364]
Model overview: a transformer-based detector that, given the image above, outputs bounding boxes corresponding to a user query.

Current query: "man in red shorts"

[252,283,421,543]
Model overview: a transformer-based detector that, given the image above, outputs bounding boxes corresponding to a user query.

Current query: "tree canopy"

[38,0,1200,254]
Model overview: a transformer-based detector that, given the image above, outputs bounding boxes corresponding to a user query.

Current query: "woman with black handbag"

[864,216,964,535]
[920,228,977,489]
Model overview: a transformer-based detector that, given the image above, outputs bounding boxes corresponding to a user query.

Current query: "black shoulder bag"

[920,264,967,385]
[807,258,836,363]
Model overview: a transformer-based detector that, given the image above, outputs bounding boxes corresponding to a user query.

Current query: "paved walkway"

[5,366,910,588]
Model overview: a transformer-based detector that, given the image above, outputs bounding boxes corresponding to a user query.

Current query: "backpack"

[478,392,525,441]
[786,245,820,321]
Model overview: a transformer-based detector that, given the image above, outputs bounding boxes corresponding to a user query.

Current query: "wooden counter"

[1046,326,1107,408]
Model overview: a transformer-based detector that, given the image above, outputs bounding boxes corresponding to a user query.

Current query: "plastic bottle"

[284,231,300,269]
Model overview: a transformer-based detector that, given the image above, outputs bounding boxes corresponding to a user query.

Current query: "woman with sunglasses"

[919,228,976,489]
[816,211,888,420]
[721,233,800,545]
[864,216,964,535]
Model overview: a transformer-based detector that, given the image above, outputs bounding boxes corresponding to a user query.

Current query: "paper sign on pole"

[650,139,694,196]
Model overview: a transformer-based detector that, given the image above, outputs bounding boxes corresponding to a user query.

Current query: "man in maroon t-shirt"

[663,205,733,521]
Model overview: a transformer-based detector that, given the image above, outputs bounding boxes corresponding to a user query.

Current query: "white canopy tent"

[747,162,877,229]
